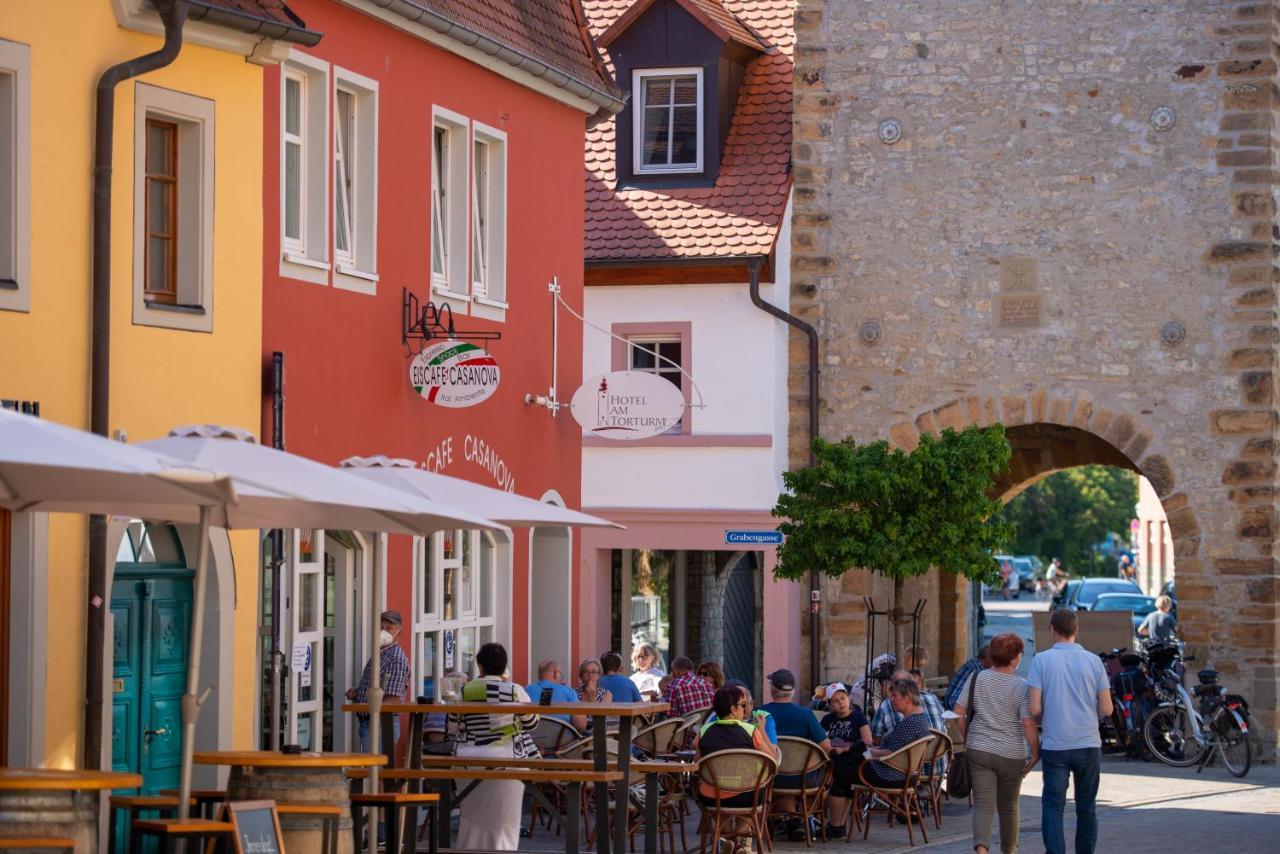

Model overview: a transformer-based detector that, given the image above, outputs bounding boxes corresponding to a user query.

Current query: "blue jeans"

[1041,747,1101,854]
[357,715,401,754]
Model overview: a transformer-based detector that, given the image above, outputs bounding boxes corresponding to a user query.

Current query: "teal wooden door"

[111,569,193,794]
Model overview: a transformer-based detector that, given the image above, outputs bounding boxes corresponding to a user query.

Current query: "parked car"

[1072,578,1143,611]
[1091,592,1157,635]
[994,554,1037,594]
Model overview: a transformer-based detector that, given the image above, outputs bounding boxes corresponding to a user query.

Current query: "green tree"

[997,465,1137,574]
[772,425,1014,655]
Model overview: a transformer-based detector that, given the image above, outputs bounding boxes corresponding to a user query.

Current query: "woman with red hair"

[955,632,1040,854]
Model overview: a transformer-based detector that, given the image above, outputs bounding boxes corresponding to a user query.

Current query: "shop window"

[279,53,330,284]
[332,69,378,294]
[411,530,502,699]
[431,108,469,304]
[0,39,30,313]
[132,83,214,332]
[632,68,703,175]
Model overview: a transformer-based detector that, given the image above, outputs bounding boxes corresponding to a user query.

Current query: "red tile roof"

[584,0,794,264]
[598,0,764,52]
[383,1,620,107]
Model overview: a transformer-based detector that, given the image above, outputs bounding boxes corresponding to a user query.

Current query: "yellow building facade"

[0,0,317,775]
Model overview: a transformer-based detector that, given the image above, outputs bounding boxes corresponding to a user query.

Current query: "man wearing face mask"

[346,610,411,752]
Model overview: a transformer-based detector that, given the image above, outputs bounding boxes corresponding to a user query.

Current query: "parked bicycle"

[1141,639,1251,777]
[1100,649,1153,761]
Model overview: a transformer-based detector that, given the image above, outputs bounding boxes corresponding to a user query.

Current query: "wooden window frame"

[143,117,178,305]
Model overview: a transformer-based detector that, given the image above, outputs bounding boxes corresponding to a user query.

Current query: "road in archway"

[980,590,1049,677]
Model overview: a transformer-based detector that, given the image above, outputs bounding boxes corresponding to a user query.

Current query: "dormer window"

[632,68,702,175]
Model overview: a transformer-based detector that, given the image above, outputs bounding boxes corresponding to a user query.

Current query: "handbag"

[946,672,978,798]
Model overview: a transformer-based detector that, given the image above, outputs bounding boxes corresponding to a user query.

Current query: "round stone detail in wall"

[1160,320,1186,346]
[1150,106,1176,132]
[878,119,902,145]
[859,320,882,346]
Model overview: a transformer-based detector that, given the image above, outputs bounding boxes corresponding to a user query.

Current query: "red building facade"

[260,0,621,751]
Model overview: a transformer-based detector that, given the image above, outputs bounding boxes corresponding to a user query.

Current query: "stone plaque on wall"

[1000,256,1038,291]
[995,294,1043,327]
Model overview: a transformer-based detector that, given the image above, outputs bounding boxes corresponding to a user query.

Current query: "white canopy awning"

[340,455,622,529]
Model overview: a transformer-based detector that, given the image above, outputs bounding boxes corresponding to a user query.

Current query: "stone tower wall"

[791,0,1279,750]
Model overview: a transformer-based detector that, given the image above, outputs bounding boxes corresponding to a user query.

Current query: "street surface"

[523,592,1280,852]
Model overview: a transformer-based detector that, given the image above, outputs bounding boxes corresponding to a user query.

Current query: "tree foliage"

[996,465,1138,573]
[772,425,1014,590]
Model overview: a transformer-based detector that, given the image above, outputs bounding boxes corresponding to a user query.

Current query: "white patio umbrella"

[137,426,507,822]
[0,407,235,513]
[340,455,623,528]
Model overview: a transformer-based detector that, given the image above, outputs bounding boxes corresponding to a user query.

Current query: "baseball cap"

[380,610,403,626]
[768,669,796,691]
[825,681,850,697]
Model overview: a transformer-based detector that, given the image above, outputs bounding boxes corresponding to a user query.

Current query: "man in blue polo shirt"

[1028,608,1113,854]
[598,651,643,703]
[759,668,829,747]
[526,659,587,731]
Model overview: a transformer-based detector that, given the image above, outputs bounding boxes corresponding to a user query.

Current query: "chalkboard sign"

[221,800,284,854]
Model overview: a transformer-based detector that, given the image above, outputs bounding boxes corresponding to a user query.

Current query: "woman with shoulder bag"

[954,633,1039,854]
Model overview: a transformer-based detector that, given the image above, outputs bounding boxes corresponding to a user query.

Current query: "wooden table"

[344,700,666,854]
[194,751,385,854]
[0,769,142,853]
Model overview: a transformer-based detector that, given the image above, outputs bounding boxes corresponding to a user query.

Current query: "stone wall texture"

[791,0,1280,753]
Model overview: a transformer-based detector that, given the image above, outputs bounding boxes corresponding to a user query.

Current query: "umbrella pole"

[178,505,212,824]
[367,532,384,853]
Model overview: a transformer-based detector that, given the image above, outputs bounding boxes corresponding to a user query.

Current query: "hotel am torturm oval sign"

[410,341,501,407]
[570,371,685,440]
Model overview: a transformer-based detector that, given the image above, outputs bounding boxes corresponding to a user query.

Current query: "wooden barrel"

[226,764,354,854]
[0,789,98,852]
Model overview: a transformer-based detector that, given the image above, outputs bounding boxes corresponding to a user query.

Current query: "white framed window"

[279,53,330,285]
[0,38,31,314]
[632,68,703,175]
[410,529,503,699]
[131,83,214,333]
[332,68,378,294]
[470,122,507,316]
[431,107,469,305]
[629,337,685,429]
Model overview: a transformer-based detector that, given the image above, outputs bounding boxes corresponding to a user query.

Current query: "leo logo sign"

[570,371,685,440]
[410,342,501,408]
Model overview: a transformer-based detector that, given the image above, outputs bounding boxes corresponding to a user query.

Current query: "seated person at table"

[697,660,726,691]
[872,670,946,741]
[705,680,778,744]
[761,669,831,840]
[345,610,410,752]
[862,678,933,789]
[630,642,667,701]
[452,642,540,851]
[696,684,780,807]
[819,682,873,838]
[667,656,715,718]
[945,644,992,712]
[577,658,614,703]
[598,651,643,703]
[526,658,587,732]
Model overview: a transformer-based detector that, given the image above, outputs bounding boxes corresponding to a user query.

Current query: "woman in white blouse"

[630,642,666,700]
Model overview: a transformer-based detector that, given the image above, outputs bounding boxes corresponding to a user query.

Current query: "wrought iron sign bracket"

[402,288,501,355]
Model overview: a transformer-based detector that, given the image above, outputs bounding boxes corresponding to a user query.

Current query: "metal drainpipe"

[85,0,189,771]
[746,256,823,692]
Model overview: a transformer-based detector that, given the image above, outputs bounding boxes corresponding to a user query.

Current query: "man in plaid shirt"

[665,656,714,717]
[346,610,410,752]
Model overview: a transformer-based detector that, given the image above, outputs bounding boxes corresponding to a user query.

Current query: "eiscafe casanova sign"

[570,371,685,440]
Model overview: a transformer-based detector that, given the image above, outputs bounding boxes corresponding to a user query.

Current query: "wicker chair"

[848,735,934,847]
[634,718,684,759]
[696,749,778,854]
[530,716,582,757]
[680,707,713,746]
[770,736,831,847]
[919,728,953,829]
[626,765,689,854]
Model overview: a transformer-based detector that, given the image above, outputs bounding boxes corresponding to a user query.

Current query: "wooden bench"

[108,794,195,847]
[350,792,440,854]
[129,818,235,853]
[276,803,342,854]
[0,840,76,851]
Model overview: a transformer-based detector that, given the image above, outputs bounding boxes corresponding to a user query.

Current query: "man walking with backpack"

[1028,608,1112,854]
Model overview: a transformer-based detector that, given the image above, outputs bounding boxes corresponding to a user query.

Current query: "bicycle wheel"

[1144,705,1206,767]
[1218,712,1252,778]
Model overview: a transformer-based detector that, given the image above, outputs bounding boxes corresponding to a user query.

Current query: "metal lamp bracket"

[402,288,501,356]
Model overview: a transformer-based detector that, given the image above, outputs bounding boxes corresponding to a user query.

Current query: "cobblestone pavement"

[517,753,1279,852]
